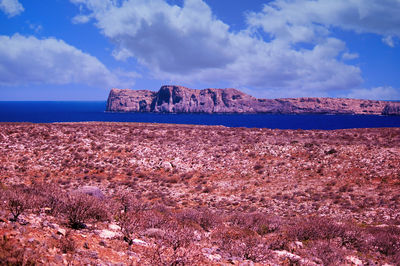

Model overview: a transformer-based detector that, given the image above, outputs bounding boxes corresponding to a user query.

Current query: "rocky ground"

[1,122,400,265]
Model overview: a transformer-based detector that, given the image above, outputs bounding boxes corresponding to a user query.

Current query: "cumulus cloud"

[0,34,135,88]
[342,52,359,60]
[247,0,400,47]
[346,86,400,101]
[382,35,395,47]
[0,0,24,17]
[70,0,366,96]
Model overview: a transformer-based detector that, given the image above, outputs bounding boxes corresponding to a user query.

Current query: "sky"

[0,0,399,101]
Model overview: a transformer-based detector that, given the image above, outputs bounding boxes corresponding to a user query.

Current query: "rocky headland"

[106,85,400,115]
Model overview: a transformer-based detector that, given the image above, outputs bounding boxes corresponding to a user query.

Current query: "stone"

[106,85,400,115]
[98,229,121,239]
[108,223,121,231]
[57,228,66,236]
[131,238,148,246]
[75,186,104,199]
[346,256,363,266]
[144,228,165,238]
[161,161,173,171]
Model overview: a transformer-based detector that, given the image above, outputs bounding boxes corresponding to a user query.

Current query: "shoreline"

[1,120,400,131]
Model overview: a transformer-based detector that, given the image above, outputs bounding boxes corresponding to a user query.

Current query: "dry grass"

[0,122,399,264]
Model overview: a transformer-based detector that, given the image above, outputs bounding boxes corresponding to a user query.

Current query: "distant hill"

[106,85,400,115]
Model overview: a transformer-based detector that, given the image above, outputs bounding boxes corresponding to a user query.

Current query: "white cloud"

[382,36,395,48]
[0,0,24,17]
[71,14,91,24]
[342,52,359,60]
[247,0,400,47]
[70,0,365,96]
[0,34,135,88]
[346,87,400,101]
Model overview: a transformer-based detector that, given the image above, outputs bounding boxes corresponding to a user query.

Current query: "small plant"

[117,210,143,245]
[61,192,109,229]
[370,226,400,256]
[325,148,337,155]
[0,235,38,265]
[59,231,77,254]
[286,216,345,242]
[306,240,346,265]
[212,226,269,262]
[2,185,32,222]
[175,208,220,232]
[151,222,196,265]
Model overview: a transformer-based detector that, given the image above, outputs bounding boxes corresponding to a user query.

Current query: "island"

[106,85,400,115]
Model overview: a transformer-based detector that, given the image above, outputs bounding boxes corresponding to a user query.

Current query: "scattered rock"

[75,186,104,199]
[144,228,165,238]
[108,223,121,231]
[131,239,147,246]
[161,161,173,171]
[98,229,121,239]
[57,228,66,236]
[346,256,363,265]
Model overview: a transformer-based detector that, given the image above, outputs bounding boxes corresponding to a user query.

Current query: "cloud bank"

[347,87,400,101]
[0,34,135,88]
[70,0,375,96]
[0,0,23,17]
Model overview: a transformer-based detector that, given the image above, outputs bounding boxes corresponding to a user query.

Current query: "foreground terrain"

[1,122,400,265]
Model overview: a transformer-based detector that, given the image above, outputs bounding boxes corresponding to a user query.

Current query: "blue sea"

[1,101,400,130]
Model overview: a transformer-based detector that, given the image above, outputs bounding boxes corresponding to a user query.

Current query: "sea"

[1,101,400,130]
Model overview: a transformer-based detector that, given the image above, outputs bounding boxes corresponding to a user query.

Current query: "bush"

[117,210,144,245]
[59,231,77,254]
[28,182,64,215]
[0,235,39,265]
[286,216,345,242]
[60,192,109,229]
[306,240,346,265]
[369,226,400,256]
[115,191,147,214]
[229,212,281,235]
[150,222,197,265]
[212,226,270,262]
[175,208,221,231]
[1,185,33,222]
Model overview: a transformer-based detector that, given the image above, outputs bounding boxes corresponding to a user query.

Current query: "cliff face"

[106,85,400,115]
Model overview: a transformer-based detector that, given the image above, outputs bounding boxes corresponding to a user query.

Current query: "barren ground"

[1,122,400,265]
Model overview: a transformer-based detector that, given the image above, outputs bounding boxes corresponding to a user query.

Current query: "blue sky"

[0,0,399,100]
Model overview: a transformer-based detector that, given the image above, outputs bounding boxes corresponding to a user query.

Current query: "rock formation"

[106,85,400,115]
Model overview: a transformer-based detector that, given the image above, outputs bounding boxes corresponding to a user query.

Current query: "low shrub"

[149,221,198,265]
[1,184,33,222]
[60,192,109,229]
[229,212,281,235]
[306,240,346,265]
[212,226,270,262]
[286,216,345,241]
[59,231,77,254]
[175,208,221,231]
[0,235,39,265]
[117,210,144,245]
[369,226,400,256]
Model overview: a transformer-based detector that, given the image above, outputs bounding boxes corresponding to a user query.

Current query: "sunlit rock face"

[107,85,400,115]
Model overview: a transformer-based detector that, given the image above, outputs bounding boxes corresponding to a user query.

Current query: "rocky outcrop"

[106,85,400,115]
[382,104,400,115]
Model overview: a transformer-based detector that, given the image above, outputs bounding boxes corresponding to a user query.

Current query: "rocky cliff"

[106,85,400,115]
